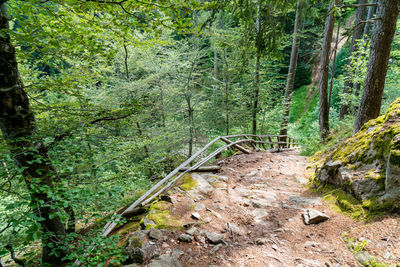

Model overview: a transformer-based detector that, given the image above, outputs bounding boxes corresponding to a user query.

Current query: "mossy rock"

[314,98,400,211]
[178,173,198,191]
[142,201,183,230]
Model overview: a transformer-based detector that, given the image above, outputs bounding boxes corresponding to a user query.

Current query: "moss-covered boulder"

[315,98,400,203]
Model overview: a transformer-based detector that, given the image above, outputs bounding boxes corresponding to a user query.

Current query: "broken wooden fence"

[101,134,298,237]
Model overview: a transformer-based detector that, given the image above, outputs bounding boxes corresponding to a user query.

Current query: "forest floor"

[125,150,400,267]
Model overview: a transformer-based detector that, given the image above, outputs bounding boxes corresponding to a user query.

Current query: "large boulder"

[315,98,400,204]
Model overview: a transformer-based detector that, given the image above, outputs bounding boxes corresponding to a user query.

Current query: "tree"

[279,0,306,141]
[353,0,400,133]
[0,2,68,264]
[318,0,338,140]
[339,0,367,120]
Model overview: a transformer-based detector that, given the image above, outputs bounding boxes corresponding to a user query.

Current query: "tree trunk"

[339,0,367,120]
[318,1,337,140]
[363,0,377,37]
[329,19,341,109]
[279,0,305,144]
[187,96,194,158]
[0,3,67,265]
[353,0,399,133]
[223,49,230,136]
[252,52,260,135]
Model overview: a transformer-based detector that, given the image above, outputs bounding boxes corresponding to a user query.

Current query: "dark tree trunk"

[0,3,67,265]
[353,0,399,133]
[339,0,367,120]
[223,50,230,136]
[186,96,194,158]
[318,1,337,140]
[252,51,260,135]
[279,0,305,143]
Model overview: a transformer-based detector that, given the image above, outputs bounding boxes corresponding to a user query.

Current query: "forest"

[0,0,399,266]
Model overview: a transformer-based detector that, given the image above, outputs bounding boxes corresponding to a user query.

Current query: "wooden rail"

[100,134,298,237]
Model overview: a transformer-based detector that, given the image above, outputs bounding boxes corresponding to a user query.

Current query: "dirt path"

[125,150,399,267]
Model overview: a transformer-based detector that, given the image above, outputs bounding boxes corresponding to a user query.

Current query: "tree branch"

[340,3,378,9]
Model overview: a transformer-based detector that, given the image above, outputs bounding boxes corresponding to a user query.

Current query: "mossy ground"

[144,200,183,230]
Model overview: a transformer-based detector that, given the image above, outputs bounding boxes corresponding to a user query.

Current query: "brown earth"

[133,150,400,267]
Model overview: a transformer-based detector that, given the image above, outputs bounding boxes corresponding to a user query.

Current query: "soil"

[137,150,400,267]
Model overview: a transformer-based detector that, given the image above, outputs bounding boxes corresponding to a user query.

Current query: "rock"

[191,174,214,195]
[141,218,156,229]
[303,241,320,248]
[194,203,206,211]
[288,195,322,206]
[178,234,192,242]
[123,264,140,267]
[302,209,329,225]
[148,254,181,267]
[204,217,212,223]
[206,208,223,219]
[210,244,223,255]
[351,178,382,200]
[249,199,273,208]
[125,247,144,264]
[252,208,268,220]
[255,238,268,245]
[172,249,184,258]
[354,251,373,265]
[206,232,225,244]
[225,222,244,236]
[186,227,197,236]
[149,228,163,240]
[141,241,160,260]
[191,212,201,220]
[126,230,149,249]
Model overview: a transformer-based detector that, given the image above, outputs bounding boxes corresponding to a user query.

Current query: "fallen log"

[177,166,220,172]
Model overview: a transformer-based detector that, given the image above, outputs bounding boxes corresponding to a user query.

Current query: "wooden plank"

[244,135,257,149]
[220,136,251,154]
[267,136,274,148]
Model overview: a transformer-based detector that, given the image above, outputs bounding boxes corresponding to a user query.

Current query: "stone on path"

[148,254,181,267]
[206,232,225,244]
[149,228,163,240]
[191,212,201,220]
[194,203,205,211]
[178,233,193,242]
[302,209,329,225]
[210,244,223,255]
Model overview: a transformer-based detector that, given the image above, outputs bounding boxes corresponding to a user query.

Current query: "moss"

[145,200,183,230]
[179,173,198,191]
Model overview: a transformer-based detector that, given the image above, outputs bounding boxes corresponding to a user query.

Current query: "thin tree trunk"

[123,43,129,79]
[328,19,341,109]
[279,0,305,144]
[339,0,367,120]
[354,0,399,133]
[187,96,194,158]
[252,1,261,135]
[0,3,67,265]
[223,50,230,136]
[318,0,337,140]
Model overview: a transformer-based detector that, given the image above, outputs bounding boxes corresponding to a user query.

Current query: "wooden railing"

[100,134,298,237]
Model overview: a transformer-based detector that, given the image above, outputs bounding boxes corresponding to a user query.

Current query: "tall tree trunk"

[186,96,194,158]
[0,3,67,265]
[223,50,230,135]
[252,1,261,135]
[252,52,260,135]
[353,0,399,133]
[279,0,305,143]
[329,19,341,109]
[318,0,337,140]
[339,0,367,120]
[363,0,377,37]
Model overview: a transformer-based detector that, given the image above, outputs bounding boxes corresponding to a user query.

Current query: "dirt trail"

[128,150,399,267]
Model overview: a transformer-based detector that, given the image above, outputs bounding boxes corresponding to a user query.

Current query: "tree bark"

[353,0,399,133]
[318,0,337,140]
[223,49,230,136]
[0,3,67,265]
[339,0,367,120]
[279,0,305,144]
